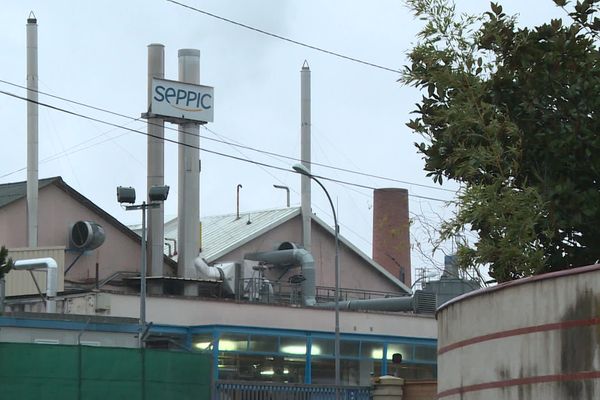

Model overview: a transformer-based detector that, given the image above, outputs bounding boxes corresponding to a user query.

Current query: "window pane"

[280,336,306,355]
[387,343,413,361]
[311,338,333,357]
[192,333,214,351]
[248,335,278,353]
[218,353,305,383]
[414,345,437,361]
[361,342,384,359]
[341,340,359,357]
[218,333,248,352]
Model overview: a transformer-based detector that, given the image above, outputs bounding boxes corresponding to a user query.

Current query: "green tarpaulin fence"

[0,342,211,400]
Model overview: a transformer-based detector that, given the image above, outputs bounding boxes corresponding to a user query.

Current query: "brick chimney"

[372,188,411,286]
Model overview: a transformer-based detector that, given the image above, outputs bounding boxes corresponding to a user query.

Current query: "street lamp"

[292,164,341,394]
[117,185,169,348]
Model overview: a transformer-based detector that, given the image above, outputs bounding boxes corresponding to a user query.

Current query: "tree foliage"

[403,0,600,282]
[0,246,13,280]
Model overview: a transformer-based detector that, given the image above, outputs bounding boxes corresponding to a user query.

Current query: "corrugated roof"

[0,177,59,209]
[163,207,301,262]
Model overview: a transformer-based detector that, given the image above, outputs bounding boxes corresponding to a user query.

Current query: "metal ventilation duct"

[244,242,316,306]
[70,221,105,251]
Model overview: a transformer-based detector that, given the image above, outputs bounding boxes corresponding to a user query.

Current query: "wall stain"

[560,288,598,399]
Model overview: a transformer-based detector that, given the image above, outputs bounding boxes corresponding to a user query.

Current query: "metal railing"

[215,381,371,400]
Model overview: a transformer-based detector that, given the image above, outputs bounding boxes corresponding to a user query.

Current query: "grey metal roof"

[0,177,59,209]
[163,207,301,263]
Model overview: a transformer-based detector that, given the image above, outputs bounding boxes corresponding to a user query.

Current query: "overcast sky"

[1,1,566,281]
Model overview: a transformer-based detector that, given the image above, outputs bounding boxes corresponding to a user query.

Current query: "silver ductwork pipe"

[315,290,436,314]
[244,242,316,306]
[13,257,58,313]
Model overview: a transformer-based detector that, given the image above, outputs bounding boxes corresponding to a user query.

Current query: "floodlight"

[148,185,170,202]
[117,186,136,204]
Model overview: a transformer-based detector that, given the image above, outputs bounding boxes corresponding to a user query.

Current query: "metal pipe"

[13,257,58,313]
[140,202,147,347]
[273,185,290,207]
[177,48,201,295]
[300,61,311,253]
[317,296,415,312]
[26,13,39,248]
[147,44,166,286]
[244,247,316,306]
[236,184,242,219]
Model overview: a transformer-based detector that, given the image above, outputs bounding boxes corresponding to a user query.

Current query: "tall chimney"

[300,61,311,252]
[26,13,39,248]
[372,188,411,286]
[177,49,201,295]
[147,44,165,292]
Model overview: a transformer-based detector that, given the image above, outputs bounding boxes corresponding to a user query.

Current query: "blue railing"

[215,381,371,400]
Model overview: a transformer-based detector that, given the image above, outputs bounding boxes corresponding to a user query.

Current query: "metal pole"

[310,177,340,396]
[292,163,340,393]
[139,202,147,348]
[26,13,39,248]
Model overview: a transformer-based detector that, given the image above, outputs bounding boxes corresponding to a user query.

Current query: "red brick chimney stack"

[372,188,411,286]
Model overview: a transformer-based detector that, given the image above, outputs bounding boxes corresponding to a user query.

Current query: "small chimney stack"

[372,188,411,286]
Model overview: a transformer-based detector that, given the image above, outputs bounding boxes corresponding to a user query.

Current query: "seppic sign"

[150,77,214,123]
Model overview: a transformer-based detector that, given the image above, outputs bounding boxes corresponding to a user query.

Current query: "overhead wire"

[0,88,452,204]
[0,78,456,194]
[165,0,402,74]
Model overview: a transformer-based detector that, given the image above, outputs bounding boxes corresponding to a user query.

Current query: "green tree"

[0,245,13,313]
[0,246,12,280]
[403,0,600,282]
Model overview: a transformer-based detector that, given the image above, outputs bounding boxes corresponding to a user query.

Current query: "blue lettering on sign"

[153,84,212,112]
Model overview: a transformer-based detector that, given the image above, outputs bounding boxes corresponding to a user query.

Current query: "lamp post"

[292,164,340,395]
[117,185,169,348]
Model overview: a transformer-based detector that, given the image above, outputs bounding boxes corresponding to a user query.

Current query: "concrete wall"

[107,293,437,339]
[436,264,600,400]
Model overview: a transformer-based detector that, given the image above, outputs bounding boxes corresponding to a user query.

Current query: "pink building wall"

[0,182,173,288]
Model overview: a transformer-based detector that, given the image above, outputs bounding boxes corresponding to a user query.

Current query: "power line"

[0,78,455,193]
[1,88,451,204]
[166,0,402,74]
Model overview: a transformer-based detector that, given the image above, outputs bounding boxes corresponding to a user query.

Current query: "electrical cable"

[2,88,453,204]
[165,0,403,74]
[0,78,455,193]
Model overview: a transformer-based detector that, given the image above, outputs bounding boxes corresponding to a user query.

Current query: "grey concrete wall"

[436,264,600,400]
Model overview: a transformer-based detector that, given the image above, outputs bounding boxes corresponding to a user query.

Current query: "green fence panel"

[145,350,211,400]
[0,342,79,400]
[0,342,211,400]
[81,346,143,400]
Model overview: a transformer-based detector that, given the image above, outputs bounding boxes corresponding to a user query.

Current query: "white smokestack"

[177,49,201,295]
[300,61,311,252]
[26,13,39,248]
[146,44,165,290]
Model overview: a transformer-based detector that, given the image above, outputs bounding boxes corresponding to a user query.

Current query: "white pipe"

[177,49,201,295]
[147,44,166,286]
[26,14,39,248]
[300,61,311,252]
[13,257,58,313]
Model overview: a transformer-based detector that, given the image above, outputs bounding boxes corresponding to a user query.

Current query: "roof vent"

[71,221,105,251]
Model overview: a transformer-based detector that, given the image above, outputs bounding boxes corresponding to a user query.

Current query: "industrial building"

[0,176,439,386]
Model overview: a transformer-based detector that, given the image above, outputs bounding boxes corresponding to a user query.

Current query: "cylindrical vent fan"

[71,221,105,251]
